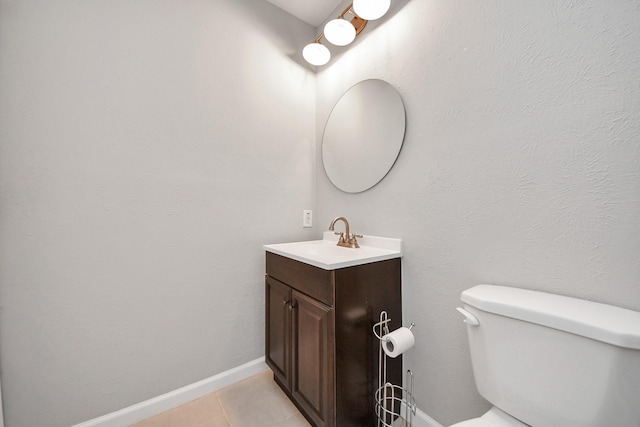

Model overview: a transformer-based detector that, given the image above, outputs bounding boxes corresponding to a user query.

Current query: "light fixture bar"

[337,3,367,36]
[303,2,369,66]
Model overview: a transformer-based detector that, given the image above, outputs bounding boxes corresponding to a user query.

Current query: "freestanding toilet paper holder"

[373,311,416,427]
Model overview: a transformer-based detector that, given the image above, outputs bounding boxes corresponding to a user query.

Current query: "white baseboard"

[0,378,4,427]
[399,402,444,427]
[72,357,268,427]
[413,407,445,427]
[73,356,444,427]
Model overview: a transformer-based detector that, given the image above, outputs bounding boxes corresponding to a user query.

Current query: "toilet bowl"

[450,407,528,427]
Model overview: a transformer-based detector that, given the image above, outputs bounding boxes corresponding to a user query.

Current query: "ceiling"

[264,0,344,27]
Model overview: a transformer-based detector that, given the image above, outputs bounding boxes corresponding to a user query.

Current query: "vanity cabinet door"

[291,290,335,427]
[265,276,292,390]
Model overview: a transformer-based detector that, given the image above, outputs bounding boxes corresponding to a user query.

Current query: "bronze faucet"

[328,217,362,248]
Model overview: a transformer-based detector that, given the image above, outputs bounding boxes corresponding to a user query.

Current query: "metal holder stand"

[373,311,416,427]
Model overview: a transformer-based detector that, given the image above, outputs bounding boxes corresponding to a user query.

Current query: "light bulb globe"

[323,18,356,46]
[302,42,331,66]
[353,0,391,20]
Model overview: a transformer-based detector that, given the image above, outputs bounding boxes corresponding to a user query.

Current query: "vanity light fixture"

[302,39,331,66]
[353,0,391,21]
[324,17,357,46]
[302,2,375,66]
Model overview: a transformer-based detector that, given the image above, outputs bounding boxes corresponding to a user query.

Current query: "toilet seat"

[449,407,529,427]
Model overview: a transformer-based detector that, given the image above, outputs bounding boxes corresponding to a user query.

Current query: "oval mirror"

[322,79,406,193]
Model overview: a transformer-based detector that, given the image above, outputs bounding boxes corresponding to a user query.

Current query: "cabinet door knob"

[288,303,297,311]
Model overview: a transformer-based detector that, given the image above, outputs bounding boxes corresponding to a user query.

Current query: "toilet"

[452,284,640,427]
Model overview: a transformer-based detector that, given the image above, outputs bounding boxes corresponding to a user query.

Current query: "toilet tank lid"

[461,285,640,350]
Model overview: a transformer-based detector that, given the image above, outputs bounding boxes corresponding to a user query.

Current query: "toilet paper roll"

[382,326,415,358]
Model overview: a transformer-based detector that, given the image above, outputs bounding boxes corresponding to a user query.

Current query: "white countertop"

[264,232,402,270]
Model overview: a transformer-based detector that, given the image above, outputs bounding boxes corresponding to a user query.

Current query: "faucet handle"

[350,233,362,248]
[334,232,346,243]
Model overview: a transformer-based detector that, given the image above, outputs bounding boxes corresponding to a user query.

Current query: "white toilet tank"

[459,285,640,427]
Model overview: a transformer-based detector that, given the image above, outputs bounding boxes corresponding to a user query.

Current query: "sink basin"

[264,231,402,270]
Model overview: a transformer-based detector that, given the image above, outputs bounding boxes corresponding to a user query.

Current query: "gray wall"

[0,0,316,426]
[1,0,639,426]
[315,0,640,425]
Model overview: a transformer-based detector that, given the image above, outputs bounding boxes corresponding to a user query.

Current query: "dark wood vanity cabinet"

[266,276,334,426]
[265,252,402,427]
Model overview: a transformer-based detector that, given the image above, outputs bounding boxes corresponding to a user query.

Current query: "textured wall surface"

[316,0,640,424]
[0,0,316,425]
[1,0,639,426]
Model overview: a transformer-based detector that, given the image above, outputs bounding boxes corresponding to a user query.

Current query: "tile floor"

[130,369,311,427]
